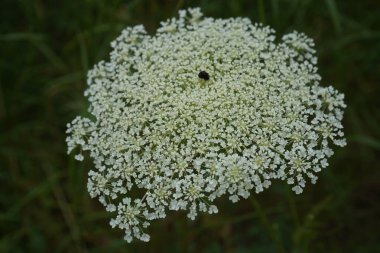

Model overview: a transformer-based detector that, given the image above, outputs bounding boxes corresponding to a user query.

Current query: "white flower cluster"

[66,8,346,242]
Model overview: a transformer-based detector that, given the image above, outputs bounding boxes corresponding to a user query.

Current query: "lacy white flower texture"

[66,8,346,242]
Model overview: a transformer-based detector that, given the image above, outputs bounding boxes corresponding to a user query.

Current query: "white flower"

[66,7,346,242]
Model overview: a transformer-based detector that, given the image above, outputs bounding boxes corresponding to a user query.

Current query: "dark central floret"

[198,71,210,81]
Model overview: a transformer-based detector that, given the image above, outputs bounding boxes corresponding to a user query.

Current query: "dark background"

[1,0,380,252]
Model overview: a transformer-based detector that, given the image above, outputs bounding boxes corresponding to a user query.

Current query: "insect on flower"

[198,70,210,80]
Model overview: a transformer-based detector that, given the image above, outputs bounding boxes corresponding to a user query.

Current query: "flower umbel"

[66,8,346,242]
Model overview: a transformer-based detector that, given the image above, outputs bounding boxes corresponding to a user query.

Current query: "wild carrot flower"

[66,8,346,242]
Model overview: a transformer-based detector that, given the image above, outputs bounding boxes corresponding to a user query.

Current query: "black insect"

[198,71,210,81]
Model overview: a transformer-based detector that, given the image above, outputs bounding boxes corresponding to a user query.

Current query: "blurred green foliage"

[1,0,380,252]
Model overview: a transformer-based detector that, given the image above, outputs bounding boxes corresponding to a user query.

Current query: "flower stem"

[250,196,287,253]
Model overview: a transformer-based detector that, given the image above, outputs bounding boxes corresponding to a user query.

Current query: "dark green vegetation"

[1,0,380,252]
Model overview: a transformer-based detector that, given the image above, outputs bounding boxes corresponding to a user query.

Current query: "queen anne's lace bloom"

[66,8,346,242]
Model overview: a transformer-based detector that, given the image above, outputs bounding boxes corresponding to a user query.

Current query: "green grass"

[1,0,380,252]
